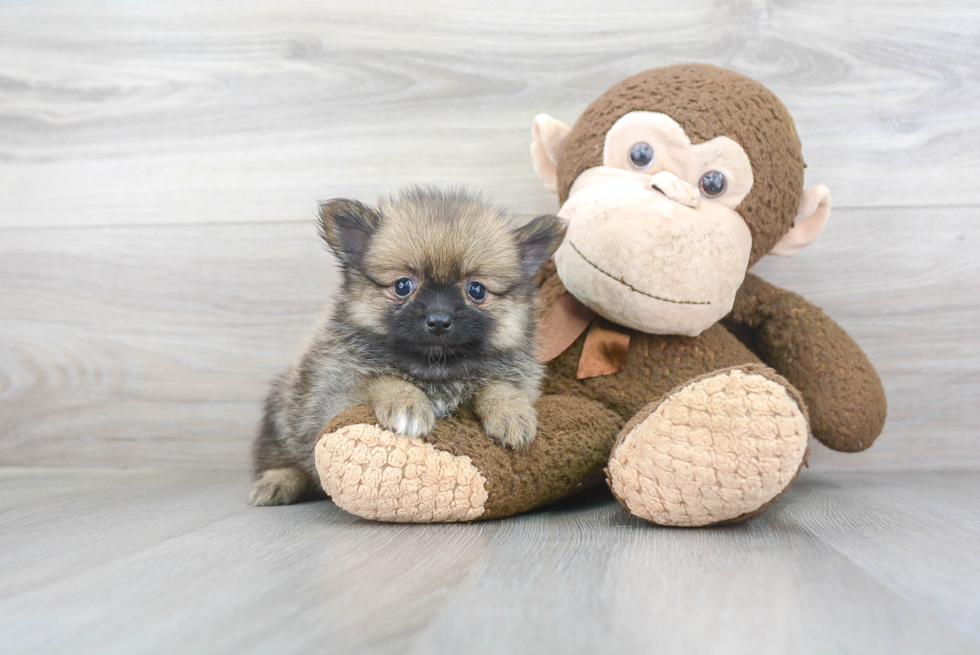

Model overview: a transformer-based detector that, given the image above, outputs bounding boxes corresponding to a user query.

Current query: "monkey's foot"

[606,365,810,527]
[315,398,622,523]
[316,419,489,523]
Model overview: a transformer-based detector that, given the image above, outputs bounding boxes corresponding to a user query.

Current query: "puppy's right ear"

[318,199,381,266]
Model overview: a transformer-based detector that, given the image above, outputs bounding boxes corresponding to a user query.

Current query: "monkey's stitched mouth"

[568,241,710,306]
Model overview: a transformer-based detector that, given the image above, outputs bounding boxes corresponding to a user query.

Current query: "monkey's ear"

[769,185,831,257]
[531,114,572,193]
[513,214,567,273]
[318,199,381,265]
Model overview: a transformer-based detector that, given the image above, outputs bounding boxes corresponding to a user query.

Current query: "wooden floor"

[1,468,978,654]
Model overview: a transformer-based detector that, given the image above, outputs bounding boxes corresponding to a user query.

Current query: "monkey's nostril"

[425,313,454,335]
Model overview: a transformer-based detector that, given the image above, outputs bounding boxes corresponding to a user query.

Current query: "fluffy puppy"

[249,187,566,506]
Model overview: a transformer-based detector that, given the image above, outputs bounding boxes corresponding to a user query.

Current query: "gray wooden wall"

[2,0,978,471]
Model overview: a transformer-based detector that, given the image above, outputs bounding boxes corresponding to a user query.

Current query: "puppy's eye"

[699,170,727,197]
[467,281,488,303]
[393,277,415,298]
[629,142,655,169]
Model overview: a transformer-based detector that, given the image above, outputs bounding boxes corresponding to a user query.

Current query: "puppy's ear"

[512,214,567,274]
[318,199,381,266]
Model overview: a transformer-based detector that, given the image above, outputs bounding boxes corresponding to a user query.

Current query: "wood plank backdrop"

[1,0,978,470]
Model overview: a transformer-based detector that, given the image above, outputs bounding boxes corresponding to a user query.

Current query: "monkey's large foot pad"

[606,365,810,527]
[316,422,489,523]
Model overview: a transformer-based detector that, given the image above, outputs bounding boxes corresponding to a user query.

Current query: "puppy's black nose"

[425,313,454,335]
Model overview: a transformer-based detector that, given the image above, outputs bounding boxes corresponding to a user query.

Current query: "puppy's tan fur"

[473,381,539,450]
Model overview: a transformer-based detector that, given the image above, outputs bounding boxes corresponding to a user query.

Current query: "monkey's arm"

[725,273,886,452]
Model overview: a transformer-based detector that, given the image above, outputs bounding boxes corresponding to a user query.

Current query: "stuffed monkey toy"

[314,63,887,526]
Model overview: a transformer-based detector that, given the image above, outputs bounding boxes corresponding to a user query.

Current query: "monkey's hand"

[726,273,887,453]
[366,376,436,438]
[473,381,538,449]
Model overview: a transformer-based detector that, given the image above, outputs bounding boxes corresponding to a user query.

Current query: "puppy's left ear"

[512,214,567,273]
[318,199,381,266]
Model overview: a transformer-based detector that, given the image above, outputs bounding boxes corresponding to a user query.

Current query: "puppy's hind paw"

[248,467,309,506]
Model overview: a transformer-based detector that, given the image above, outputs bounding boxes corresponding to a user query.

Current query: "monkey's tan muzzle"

[648,170,700,208]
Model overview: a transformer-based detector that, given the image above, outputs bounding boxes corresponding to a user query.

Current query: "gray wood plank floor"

[1,468,978,655]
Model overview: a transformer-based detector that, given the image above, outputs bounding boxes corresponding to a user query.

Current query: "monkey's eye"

[628,142,655,169]
[393,277,415,298]
[699,171,727,198]
[467,281,488,303]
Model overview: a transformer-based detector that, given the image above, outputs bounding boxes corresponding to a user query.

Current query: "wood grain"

[0,220,339,469]
[1,1,978,470]
[0,468,978,654]
[1,0,979,231]
[1,205,977,470]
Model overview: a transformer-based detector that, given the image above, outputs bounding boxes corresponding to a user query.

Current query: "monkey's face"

[553,111,755,336]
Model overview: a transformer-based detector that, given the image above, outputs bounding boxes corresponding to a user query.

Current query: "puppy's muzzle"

[425,312,454,335]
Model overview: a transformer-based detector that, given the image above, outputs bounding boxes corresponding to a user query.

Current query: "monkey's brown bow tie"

[536,292,631,379]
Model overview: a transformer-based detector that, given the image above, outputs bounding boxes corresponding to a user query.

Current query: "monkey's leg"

[606,364,810,527]
[313,395,623,522]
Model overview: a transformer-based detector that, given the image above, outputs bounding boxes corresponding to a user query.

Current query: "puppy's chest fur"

[345,331,521,420]
[410,378,476,418]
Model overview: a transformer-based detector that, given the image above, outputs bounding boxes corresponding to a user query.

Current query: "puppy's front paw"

[367,376,437,438]
[249,467,309,506]
[481,397,538,450]
[375,398,436,437]
[373,392,436,438]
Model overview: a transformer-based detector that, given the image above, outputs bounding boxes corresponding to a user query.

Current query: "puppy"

[249,187,566,506]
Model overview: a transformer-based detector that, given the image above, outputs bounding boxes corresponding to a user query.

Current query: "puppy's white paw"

[248,467,309,506]
[373,395,436,438]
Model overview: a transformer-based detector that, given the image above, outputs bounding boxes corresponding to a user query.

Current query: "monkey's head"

[531,64,831,336]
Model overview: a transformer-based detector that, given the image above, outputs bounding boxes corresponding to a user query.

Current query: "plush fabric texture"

[315,257,885,524]
[317,396,623,521]
[316,414,489,522]
[605,365,810,527]
[539,264,770,422]
[726,273,887,452]
[576,316,631,379]
[771,185,832,256]
[313,64,886,525]
[536,290,595,362]
[556,63,805,266]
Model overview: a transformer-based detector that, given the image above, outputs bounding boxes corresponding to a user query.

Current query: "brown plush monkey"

[314,64,887,526]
